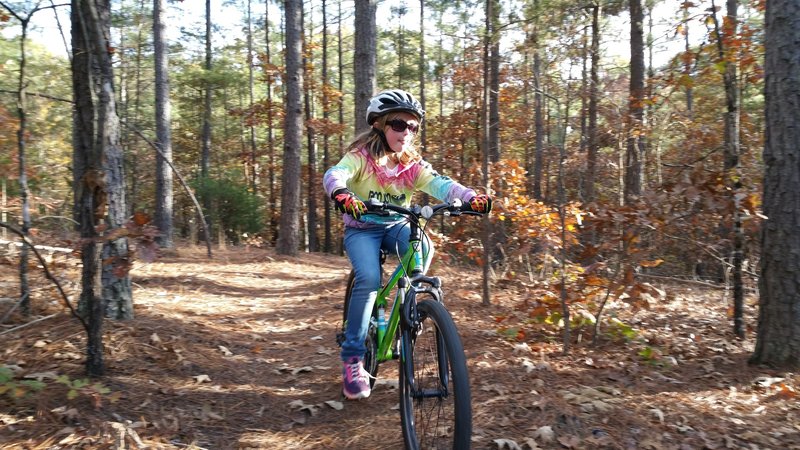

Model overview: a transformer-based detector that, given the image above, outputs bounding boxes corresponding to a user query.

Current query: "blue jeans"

[341,223,433,361]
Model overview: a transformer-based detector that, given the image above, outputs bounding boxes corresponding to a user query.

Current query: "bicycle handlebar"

[364,198,483,221]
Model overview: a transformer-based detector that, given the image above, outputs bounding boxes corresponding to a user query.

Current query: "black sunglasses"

[386,119,419,134]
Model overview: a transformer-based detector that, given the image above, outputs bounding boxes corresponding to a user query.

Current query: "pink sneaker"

[342,357,371,400]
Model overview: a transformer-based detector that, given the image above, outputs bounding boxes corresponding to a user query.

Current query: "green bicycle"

[336,198,482,449]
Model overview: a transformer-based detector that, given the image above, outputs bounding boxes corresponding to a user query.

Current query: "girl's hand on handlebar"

[468,194,493,214]
[333,189,367,219]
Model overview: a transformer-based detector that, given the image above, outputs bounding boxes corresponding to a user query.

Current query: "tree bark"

[276,0,304,256]
[9,7,32,315]
[200,0,213,241]
[303,6,318,252]
[154,0,174,249]
[353,0,377,134]
[480,0,494,306]
[625,0,645,204]
[246,0,258,194]
[418,0,427,151]
[750,0,800,369]
[583,2,600,204]
[488,0,500,164]
[322,0,332,253]
[265,0,278,245]
[532,0,544,200]
[71,0,107,376]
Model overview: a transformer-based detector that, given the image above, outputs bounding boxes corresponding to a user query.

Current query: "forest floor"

[0,243,798,450]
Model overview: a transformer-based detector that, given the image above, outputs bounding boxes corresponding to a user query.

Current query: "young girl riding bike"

[322,89,492,400]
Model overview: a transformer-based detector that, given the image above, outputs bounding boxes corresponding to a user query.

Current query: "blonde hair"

[347,112,422,166]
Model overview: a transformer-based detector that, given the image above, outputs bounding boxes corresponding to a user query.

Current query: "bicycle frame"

[374,215,428,362]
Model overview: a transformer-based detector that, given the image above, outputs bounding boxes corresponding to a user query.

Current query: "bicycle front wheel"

[400,298,472,450]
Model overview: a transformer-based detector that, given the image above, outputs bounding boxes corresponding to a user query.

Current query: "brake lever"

[364,198,390,216]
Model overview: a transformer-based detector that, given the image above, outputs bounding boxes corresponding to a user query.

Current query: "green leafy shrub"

[0,366,45,400]
[195,173,264,244]
[1,366,112,405]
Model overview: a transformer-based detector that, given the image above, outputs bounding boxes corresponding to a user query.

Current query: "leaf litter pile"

[1,245,798,449]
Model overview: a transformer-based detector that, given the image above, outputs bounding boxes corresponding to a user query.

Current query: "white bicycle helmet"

[365,89,425,125]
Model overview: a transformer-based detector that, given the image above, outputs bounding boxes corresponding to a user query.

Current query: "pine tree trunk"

[265,0,278,245]
[353,0,377,133]
[322,0,332,253]
[750,0,800,369]
[303,6,318,252]
[625,0,645,203]
[418,0,427,150]
[583,2,600,204]
[489,0,500,164]
[276,0,304,256]
[532,0,544,200]
[71,0,108,376]
[11,10,32,315]
[246,0,258,194]
[200,0,213,241]
[154,0,174,249]
[480,0,494,306]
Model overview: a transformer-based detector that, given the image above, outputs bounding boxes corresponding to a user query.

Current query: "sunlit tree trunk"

[418,0,427,150]
[200,0,213,240]
[5,5,33,315]
[682,3,694,115]
[336,0,345,255]
[322,0,332,253]
[303,6,319,252]
[246,0,258,194]
[276,0,304,256]
[71,0,131,374]
[354,0,376,133]
[265,0,278,245]
[480,0,495,306]
[488,0,500,164]
[709,0,744,337]
[154,0,174,249]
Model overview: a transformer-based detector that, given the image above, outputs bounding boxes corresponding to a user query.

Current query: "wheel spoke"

[400,299,471,449]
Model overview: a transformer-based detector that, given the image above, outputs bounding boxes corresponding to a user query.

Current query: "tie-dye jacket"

[323,147,477,228]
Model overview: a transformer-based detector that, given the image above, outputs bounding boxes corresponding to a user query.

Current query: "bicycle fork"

[400,286,451,400]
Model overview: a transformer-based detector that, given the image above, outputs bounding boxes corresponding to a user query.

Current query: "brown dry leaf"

[193,374,211,383]
[324,400,344,410]
[149,333,162,345]
[56,432,84,445]
[218,345,233,356]
[201,403,224,421]
[774,383,797,399]
[291,366,313,375]
[493,438,522,449]
[557,434,581,448]
[24,371,58,381]
[650,408,665,423]
[289,399,320,416]
[523,438,542,449]
[532,426,554,443]
[51,406,80,421]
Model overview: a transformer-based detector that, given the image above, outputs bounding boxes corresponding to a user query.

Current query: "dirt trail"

[1,245,797,449]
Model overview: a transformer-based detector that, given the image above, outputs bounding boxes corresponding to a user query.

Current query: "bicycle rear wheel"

[400,298,472,449]
[339,270,379,386]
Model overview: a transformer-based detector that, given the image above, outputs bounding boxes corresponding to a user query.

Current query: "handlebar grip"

[364,198,391,215]
[458,201,484,216]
